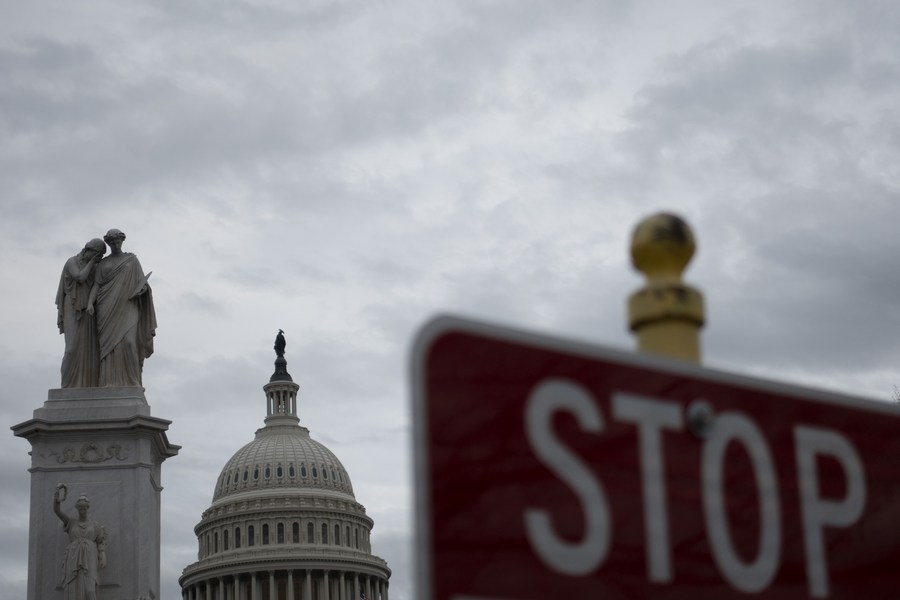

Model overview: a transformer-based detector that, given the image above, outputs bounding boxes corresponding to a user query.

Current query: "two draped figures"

[56,229,156,388]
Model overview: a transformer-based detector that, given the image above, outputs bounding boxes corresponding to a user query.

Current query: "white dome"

[212,423,355,502]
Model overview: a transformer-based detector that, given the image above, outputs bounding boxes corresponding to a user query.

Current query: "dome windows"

[199,517,378,560]
[213,437,357,501]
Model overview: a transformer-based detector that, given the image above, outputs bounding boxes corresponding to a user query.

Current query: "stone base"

[12,387,179,600]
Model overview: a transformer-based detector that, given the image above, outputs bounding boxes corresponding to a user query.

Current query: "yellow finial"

[628,213,704,362]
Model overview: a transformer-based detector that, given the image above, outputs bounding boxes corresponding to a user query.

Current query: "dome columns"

[266,384,297,418]
[182,568,389,600]
[263,380,300,426]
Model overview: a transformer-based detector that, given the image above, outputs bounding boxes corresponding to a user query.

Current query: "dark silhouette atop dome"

[270,329,292,382]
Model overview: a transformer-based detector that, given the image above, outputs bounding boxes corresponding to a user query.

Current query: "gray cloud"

[4,2,900,599]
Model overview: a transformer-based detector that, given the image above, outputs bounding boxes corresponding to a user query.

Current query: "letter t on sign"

[612,393,683,583]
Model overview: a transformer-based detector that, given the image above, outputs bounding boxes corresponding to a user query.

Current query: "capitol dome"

[212,424,356,502]
[180,332,391,600]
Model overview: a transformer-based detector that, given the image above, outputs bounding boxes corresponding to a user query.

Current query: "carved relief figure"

[87,229,156,387]
[56,239,107,387]
[53,487,107,600]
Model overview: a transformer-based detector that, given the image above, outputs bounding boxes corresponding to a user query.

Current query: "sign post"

[412,316,900,600]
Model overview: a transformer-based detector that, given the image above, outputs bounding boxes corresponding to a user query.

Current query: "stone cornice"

[179,547,391,586]
[196,508,374,533]
[201,493,371,523]
[11,414,180,459]
[212,483,357,508]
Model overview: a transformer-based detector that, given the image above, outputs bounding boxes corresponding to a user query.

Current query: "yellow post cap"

[628,212,704,362]
[631,212,695,283]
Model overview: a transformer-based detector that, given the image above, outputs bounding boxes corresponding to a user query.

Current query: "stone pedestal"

[12,387,179,600]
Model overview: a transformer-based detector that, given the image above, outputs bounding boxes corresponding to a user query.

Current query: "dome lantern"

[264,329,300,427]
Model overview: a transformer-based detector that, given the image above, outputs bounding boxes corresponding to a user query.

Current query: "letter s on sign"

[523,378,610,575]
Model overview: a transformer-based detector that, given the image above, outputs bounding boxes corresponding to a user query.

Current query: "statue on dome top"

[275,329,286,358]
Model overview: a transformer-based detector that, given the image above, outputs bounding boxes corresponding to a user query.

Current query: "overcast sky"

[2,1,900,598]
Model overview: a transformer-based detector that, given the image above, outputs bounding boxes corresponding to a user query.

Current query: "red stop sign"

[412,316,900,600]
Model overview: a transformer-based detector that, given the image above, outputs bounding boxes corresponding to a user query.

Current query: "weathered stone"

[90,229,156,387]
[54,489,107,600]
[56,239,106,388]
[12,386,179,600]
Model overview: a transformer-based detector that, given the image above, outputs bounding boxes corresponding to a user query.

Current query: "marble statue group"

[56,229,156,388]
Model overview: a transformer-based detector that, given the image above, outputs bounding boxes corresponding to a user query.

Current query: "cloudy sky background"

[2,1,900,598]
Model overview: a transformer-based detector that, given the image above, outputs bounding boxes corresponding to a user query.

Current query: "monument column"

[13,386,178,600]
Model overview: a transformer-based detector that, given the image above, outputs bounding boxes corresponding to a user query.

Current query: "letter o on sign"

[702,412,781,593]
